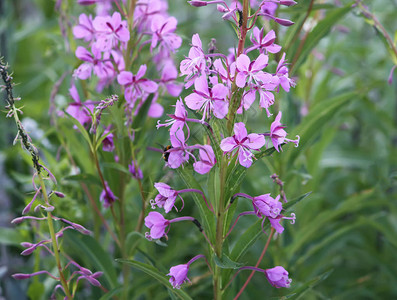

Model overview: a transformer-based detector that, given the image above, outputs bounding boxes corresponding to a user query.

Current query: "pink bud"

[11,217,24,224]
[188,0,207,6]
[280,0,297,6]
[12,273,32,279]
[275,18,294,26]
[217,4,228,12]
[54,191,65,198]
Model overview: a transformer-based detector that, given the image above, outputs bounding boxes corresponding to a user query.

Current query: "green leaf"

[98,287,123,300]
[63,173,102,187]
[285,91,358,167]
[214,253,244,269]
[27,281,45,300]
[63,230,118,289]
[0,227,25,246]
[102,162,130,174]
[284,270,333,300]
[116,259,192,300]
[176,166,215,241]
[64,111,93,152]
[290,4,353,73]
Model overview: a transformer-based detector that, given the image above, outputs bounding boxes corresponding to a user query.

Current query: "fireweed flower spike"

[167,254,208,289]
[144,212,201,240]
[220,122,266,168]
[263,111,300,152]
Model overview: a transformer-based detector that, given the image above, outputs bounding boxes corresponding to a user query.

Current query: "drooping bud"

[275,17,294,26]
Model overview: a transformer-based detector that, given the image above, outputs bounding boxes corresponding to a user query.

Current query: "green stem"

[39,175,73,299]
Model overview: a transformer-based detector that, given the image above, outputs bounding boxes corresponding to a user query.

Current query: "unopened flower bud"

[217,4,228,12]
[280,0,297,6]
[12,273,32,279]
[275,17,294,26]
[54,191,65,198]
[188,0,207,6]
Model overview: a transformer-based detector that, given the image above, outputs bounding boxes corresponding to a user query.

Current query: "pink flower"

[93,12,130,52]
[180,34,207,88]
[157,98,188,134]
[275,53,295,92]
[74,46,114,80]
[167,129,190,169]
[100,181,117,208]
[117,65,158,104]
[128,160,143,180]
[168,264,190,289]
[249,27,281,54]
[144,211,169,240]
[265,266,292,288]
[158,62,183,97]
[101,127,114,152]
[73,13,95,42]
[184,75,229,120]
[235,54,269,88]
[269,111,299,152]
[65,84,95,128]
[150,16,182,52]
[152,182,178,213]
[252,194,282,219]
[193,145,216,174]
[220,122,265,168]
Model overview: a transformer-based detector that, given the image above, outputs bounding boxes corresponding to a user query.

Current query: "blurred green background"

[1,0,397,299]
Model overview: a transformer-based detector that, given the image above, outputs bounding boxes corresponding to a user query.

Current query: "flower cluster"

[144,0,300,293]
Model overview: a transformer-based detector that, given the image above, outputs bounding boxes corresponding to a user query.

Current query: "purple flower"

[249,27,281,54]
[180,34,207,88]
[168,264,190,289]
[265,266,292,288]
[73,13,95,42]
[275,53,295,92]
[93,12,130,52]
[193,145,216,174]
[100,181,117,208]
[150,16,182,52]
[269,111,299,152]
[117,65,158,104]
[101,128,115,152]
[65,84,95,128]
[128,160,143,179]
[152,182,179,213]
[220,122,265,168]
[157,98,188,134]
[252,194,282,219]
[144,211,169,240]
[235,54,269,88]
[184,75,229,120]
[158,62,183,97]
[261,2,278,17]
[167,129,190,169]
[74,46,115,80]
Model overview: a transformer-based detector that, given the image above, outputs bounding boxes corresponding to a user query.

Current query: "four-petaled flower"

[151,16,182,53]
[144,211,169,240]
[220,122,266,168]
[268,111,300,152]
[249,27,281,54]
[152,182,179,213]
[265,266,292,288]
[93,12,130,52]
[236,53,269,88]
[184,75,229,120]
[168,264,190,289]
[117,65,158,104]
[193,145,216,174]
